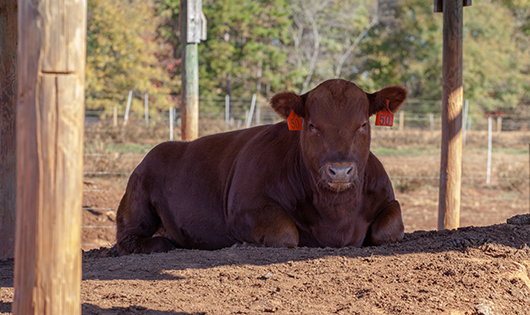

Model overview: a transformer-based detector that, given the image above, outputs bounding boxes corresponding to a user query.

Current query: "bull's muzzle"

[323,162,357,191]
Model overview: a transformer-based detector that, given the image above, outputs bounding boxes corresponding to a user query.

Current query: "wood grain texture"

[0,0,17,260]
[14,0,86,314]
[438,0,463,231]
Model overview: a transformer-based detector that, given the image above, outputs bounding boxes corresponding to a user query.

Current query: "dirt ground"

[1,217,529,314]
[1,128,530,314]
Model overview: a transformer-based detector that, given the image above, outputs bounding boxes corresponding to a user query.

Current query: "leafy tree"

[357,0,530,114]
[464,0,530,111]
[198,0,293,100]
[86,0,177,117]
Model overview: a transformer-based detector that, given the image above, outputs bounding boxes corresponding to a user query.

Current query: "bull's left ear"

[367,86,408,116]
[270,91,306,119]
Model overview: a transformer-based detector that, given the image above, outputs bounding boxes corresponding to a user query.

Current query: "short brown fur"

[116,79,407,254]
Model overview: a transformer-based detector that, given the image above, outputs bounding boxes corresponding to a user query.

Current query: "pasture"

[1,118,530,314]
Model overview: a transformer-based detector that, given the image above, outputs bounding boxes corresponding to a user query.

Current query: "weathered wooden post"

[14,0,86,313]
[180,0,205,141]
[435,0,471,230]
[0,0,17,260]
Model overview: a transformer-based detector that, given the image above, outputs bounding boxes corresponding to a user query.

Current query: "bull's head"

[271,79,407,192]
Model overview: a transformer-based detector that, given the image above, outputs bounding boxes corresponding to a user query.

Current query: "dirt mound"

[1,215,529,314]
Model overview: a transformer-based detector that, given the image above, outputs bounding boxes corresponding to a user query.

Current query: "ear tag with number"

[375,99,394,127]
[287,109,302,130]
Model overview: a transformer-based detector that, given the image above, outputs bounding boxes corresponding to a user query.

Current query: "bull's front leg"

[227,202,300,248]
[364,200,404,246]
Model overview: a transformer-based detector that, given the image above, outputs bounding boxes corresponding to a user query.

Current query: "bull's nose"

[325,163,356,181]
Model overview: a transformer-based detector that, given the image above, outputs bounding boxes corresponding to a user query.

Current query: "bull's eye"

[361,122,368,129]
[308,123,317,132]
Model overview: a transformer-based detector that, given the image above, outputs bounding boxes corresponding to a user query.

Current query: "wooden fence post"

[436,0,470,230]
[180,0,203,141]
[0,0,18,260]
[14,0,86,313]
[399,111,405,131]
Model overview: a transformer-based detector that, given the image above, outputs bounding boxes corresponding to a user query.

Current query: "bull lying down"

[116,79,407,255]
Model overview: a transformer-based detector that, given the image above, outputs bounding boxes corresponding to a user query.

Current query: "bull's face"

[271,79,407,192]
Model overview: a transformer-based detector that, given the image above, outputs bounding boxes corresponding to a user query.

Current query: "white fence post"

[169,107,174,141]
[225,94,230,128]
[123,90,133,127]
[246,94,257,128]
[144,92,149,128]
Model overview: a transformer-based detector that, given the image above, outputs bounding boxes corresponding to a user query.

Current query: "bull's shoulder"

[364,152,393,194]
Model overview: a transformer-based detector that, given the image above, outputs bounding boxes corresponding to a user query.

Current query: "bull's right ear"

[270,91,306,119]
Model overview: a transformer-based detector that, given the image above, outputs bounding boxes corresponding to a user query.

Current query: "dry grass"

[497,163,529,192]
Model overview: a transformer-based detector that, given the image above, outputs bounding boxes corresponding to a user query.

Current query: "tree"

[287,0,377,93]
[86,0,177,117]
[198,0,293,104]
[357,0,530,113]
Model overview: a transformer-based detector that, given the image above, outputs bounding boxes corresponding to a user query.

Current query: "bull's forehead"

[305,80,369,127]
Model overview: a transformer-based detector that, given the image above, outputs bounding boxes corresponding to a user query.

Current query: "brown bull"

[116,79,407,254]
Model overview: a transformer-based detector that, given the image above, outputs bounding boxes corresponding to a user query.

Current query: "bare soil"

[1,128,530,314]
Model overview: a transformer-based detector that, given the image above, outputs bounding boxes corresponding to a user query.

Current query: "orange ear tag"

[375,99,394,127]
[287,109,302,130]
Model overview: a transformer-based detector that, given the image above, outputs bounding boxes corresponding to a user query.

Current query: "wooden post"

[462,99,469,145]
[399,111,405,131]
[180,0,203,141]
[113,106,118,127]
[14,0,86,313]
[486,116,492,185]
[0,0,18,260]
[436,0,469,230]
[496,116,502,133]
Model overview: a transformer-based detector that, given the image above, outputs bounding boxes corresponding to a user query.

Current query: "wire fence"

[81,97,530,249]
[86,96,530,132]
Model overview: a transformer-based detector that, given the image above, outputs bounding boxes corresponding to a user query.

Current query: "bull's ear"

[367,86,408,116]
[270,91,306,119]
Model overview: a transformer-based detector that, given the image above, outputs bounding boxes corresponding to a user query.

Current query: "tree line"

[85,0,530,118]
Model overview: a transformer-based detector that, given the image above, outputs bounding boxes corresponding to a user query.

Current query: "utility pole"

[180,0,206,141]
[435,0,472,230]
